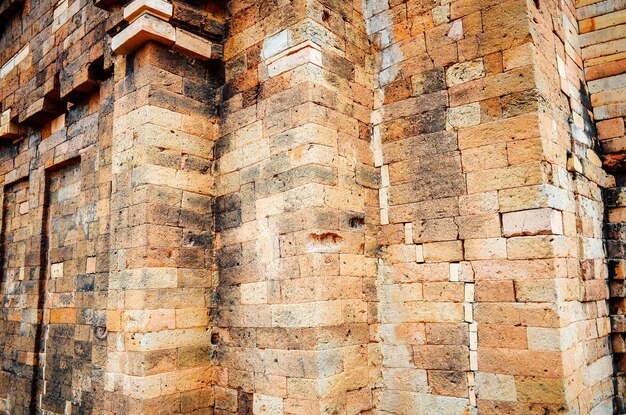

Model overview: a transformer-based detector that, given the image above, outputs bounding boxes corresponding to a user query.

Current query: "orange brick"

[597,117,625,140]
[49,308,77,324]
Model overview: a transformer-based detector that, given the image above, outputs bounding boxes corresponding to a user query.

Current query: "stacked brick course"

[0,0,625,413]
[213,1,375,412]
[365,0,614,412]
[573,0,626,410]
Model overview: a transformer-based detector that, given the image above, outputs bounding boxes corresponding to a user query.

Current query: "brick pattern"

[573,0,626,410]
[0,0,625,413]
[533,0,615,412]
[366,0,614,412]
[212,1,375,412]
[0,0,109,127]
[103,43,219,414]
[0,74,113,414]
[0,179,32,414]
[41,161,97,414]
[577,0,626,165]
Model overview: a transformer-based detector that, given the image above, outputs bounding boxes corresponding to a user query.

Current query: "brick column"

[104,41,220,414]
[572,1,626,411]
[98,1,225,412]
[211,1,375,413]
[364,0,616,412]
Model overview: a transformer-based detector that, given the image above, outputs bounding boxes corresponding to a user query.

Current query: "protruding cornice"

[104,0,224,61]
[0,109,22,140]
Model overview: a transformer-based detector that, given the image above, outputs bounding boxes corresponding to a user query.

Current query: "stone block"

[51,262,64,279]
[124,0,173,23]
[597,117,625,140]
[173,28,214,61]
[423,241,464,262]
[263,30,291,60]
[266,41,323,78]
[464,238,507,260]
[475,372,517,401]
[111,14,175,56]
[446,59,485,86]
[506,235,569,260]
[502,208,563,237]
[475,280,515,302]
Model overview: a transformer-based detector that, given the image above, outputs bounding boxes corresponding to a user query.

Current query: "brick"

[51,262,64,279]
[502,208,563,237]
[423,282,465,302]
[515,377,565,404]
[49,308,77,324]
[478,347,563,377]
[412,345,469,371]
[464,238,507,260]
[479,324,528,348]
[474,280,515,302]
[254,394,284,415]
[423,241,464,262]
[597,117,625,139]
[475,373,517,401]
[446,59,485,87]
[111,14,176,55]
[428,370,467,397]
[173,28,214,60]
[466,163,546,194]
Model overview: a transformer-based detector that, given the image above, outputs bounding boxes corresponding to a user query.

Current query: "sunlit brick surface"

[0,0,624,413]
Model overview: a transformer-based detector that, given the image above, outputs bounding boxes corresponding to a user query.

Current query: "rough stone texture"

[0,0,625,414]
[577,0,626,410]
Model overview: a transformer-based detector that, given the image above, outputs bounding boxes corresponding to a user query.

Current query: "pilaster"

[212,0,375,413]
[102,0,224,412]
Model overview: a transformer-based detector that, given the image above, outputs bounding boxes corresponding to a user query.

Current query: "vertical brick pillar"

[105,43,219,414]
[606,187,626,413]
[212,1,375,413]
[573,0,626,411]
[365,0,615,412]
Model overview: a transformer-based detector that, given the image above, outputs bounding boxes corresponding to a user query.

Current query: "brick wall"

[578,0,626,154]
[0,0,625,413]
[103,43,219,413]
[575,0,626,410]
[532,0,615,411]
[0,91,113,414]
[365,0,614,412]
[213,0,376,412]
[0,178,31,412]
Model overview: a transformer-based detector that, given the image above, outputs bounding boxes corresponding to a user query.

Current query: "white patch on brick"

[262,30,291,60]
[447,19,464,40]
[475,372,517,401]
[254,394,284,415]
[0,45,29,80]
[404,222,413,244]
[416,244,425,262]
[51,262,64,279]
[448,103,481,129]
[265,41,323,78]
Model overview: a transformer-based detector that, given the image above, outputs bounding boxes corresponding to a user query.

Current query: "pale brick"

[502,208,563,237]
[423,241,464,262]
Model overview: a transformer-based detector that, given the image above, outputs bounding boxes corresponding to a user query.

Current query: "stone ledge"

[112,12,219,61]
[111,13,176,56]
[172,27,213,61]
[19,97,66,126]
[264,40,323,78]
[0,123,21,139]
[124,0,173,24]
[0,109,22,139]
